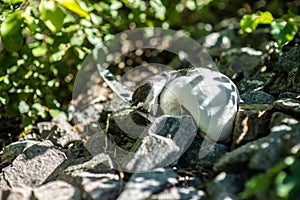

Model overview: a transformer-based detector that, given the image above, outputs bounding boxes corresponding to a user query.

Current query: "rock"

[237,72,275,94]
[206,172,243,200]
[61,154,116,174]
[1,140,67,188]
[178,134,228,168]
[122,115,197,172]
[274,98,300,117]
[0,187,32,200]
[59,154,121,200]
[151,186,206,200]
[270,112,299,128]
[1,140,39,165]
[199,27,242,58]
[268,70,289,94]
[231,104,273,149]
[219,47,265,78]
[117,168,178,200]
[214,122,300,173]
[277,92,300,100]
[278,45,300,72]
[33,180,81,200]
[37,119,81,148]
[287,66,300,93]
[63,171,120,200]
[270,47,300,93]
[240,91,275,104]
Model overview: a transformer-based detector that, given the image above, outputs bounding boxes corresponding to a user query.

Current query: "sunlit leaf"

[0,11,24,52]
[40,0,66,33]
[49,109,67,120]
[240,11,273,34]
[19,101,29,113]
[32,103,47,118]
[55,0,90,20]
[271,19,298,48]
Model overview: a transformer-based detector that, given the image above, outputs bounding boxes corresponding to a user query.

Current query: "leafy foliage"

[0,0,216,131]
[240,155,300,199]
[240,9,300,49]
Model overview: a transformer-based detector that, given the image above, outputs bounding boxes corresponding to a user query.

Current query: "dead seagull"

[131,67,240,142]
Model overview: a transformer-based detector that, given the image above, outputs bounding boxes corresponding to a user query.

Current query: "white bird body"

[132,67,240,142]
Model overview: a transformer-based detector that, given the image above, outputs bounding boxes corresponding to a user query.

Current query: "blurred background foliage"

[0,0,300,199]
[0,0,299,141]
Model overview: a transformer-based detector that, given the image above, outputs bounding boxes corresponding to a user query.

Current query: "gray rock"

[62,154,116,174]
[1,140,67,188]
[274,98,300,117]
[33,180,81,200]
[59,154,121,200]
[278,92,300,100]
[214,122,300,173]
[117,168,178,200]
[200,27,242,57]
[237,72,275,94]
[123,115,197,172]
[1,140,39,165]
[62,171,120,200]
[37,118,81,148]
[278,45,300,72]
[240,91,275,104]
[219,47,265,78]
[270,112,299,128]
[231,104,273,149]
[286,66,300,93]
[178,135,228,168]
[207,172,243,200]
[151,186,206,200]
[0,187,32,200]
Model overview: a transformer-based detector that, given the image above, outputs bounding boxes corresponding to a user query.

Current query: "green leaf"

[0,11,23,37]
[275,171,295,198]
[49,109,67,120]
[0,11,24,52]
[18,101,30,113]
[40,0,66,33]
[32,103,47,118]
[271,19,298,48]
[240,14,255,33]
[55,0,90,20]
[240,11,273,34]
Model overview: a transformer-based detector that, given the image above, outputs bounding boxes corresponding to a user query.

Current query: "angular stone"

[117,168,178,200]
[33,180,81,200]
[274,98,300,117]
[215,122,300,173]
[270,112,299,128]
[123,115,197,172]
[287,66,300,93]
[207,172,243,200]
[62,154,115,174]
[240,91,275,104]
[2,140,67,188]
[219,47,265,78]
[59,154,120,200]
[278,45,300,72]
[0,187,32,200]
[278,92,300,100]
[178,134,228,168]
[231,104,273,149]
[151,186,206,200]
[237,72,275,94]
[199,27,242,58]
[62,171,120,200]
[1,140,39,165]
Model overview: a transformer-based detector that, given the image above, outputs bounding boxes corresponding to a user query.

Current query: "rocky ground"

[0,23,300,199]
